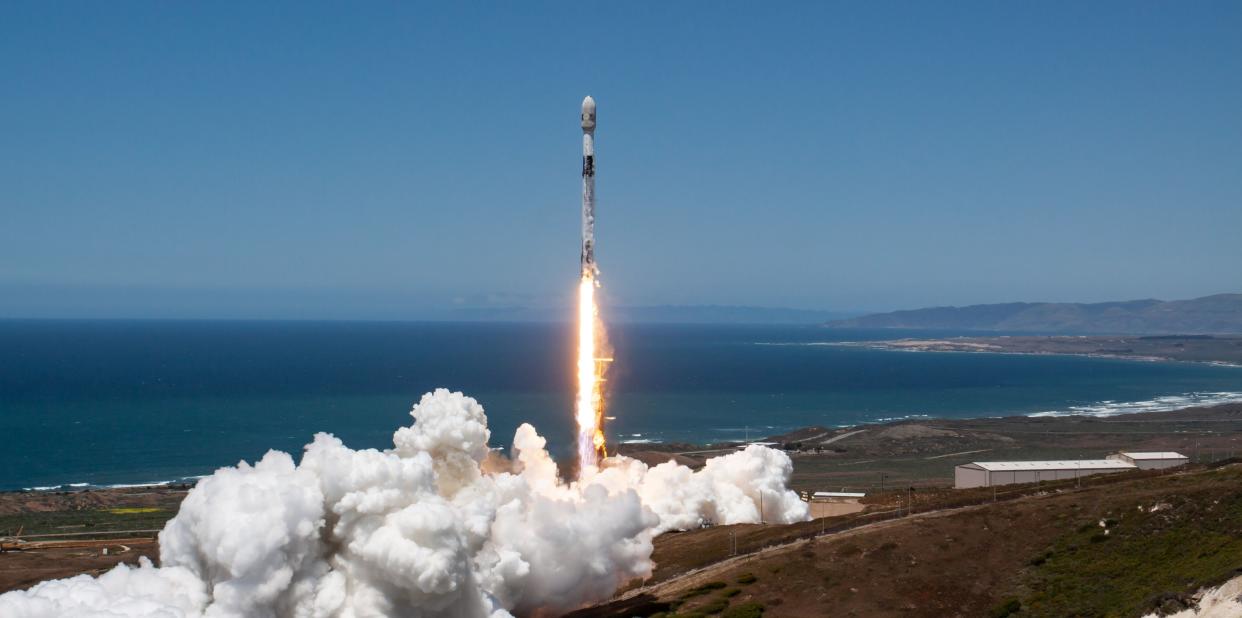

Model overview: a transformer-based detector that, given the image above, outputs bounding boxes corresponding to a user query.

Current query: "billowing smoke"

[0,389,808,617]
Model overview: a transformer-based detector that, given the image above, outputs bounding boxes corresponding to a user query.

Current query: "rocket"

[580,96,597,277]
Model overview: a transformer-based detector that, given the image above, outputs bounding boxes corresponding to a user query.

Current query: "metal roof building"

[812,491,866,501]
[954,459,1135,489]
[1107,451,1189,470]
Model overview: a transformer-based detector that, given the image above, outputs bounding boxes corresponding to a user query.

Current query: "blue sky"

[2,2,1240,319]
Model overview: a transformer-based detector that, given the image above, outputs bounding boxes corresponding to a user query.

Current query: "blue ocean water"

[2,320,1241,491]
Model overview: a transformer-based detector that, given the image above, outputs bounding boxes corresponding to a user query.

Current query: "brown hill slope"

[574,463,1242,618]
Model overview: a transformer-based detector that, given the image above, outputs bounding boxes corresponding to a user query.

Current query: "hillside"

[574,463,1242,618]
[826,293,1242,334]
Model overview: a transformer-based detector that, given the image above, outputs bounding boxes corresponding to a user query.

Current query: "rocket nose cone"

[581,96,596,130]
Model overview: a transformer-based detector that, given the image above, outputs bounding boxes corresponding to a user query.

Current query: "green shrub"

[721,602,764,618]
[682,581,727,599]
[697,598,729,614]
[736,573,758,584]
[989,598,1021,618]
[721,588,741,598]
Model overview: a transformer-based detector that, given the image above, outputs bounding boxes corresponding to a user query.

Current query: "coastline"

[850,344,1242,369]
[12,387,1242,492]
[7,401,1242,596]
[12,400,1242,499]
[815,334,1242,368]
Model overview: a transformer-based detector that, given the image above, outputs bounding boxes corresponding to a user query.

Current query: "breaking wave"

[21,477,208,492]
[1029,391,1242,418]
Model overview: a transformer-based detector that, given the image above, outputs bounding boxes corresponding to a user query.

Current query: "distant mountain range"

[825,293,1242,334]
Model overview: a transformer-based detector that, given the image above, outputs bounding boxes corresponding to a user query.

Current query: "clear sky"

[3,2,1240,319]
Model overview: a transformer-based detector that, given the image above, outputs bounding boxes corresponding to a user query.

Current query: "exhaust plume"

[575,274,609,471]
[0,389,808,617]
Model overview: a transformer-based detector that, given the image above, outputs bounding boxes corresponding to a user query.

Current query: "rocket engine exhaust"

[576,96,609,471]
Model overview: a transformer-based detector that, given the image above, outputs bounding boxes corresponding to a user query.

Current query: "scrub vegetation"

[1019,469,1242,617]
[575,464,1242,617]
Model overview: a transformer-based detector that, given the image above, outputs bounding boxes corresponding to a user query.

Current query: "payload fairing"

[581,96,597,277]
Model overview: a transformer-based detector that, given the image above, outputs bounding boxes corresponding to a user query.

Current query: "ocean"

[2,320,1241,491]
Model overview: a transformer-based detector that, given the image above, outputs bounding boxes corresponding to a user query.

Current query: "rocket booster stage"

[581,96,597,276]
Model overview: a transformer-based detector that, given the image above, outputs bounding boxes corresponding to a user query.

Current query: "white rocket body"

[581,96,597,277]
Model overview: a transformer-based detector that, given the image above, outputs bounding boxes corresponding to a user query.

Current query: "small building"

[811,491,866,503]
[954,460,1135,489]
[1107,451,1189,470]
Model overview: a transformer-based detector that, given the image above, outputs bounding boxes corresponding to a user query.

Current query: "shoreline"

[832,341,1242,368]
[10,477,206,495]
[8,401,1242,504]
[812,334,1242,368]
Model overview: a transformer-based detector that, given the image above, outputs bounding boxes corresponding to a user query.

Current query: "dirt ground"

[0,539,160,594]
[808,501,864,518]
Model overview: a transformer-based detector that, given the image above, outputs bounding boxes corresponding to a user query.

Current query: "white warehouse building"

[1107,451,1190,470]
[954,459,1135,489]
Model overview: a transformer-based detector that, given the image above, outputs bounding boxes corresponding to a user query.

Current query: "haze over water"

[3,320,1241,491]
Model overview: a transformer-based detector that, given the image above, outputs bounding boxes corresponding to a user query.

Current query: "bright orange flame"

[576,273,609,470]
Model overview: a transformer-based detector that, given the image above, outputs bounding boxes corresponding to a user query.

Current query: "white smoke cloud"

[0,389,808,617]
